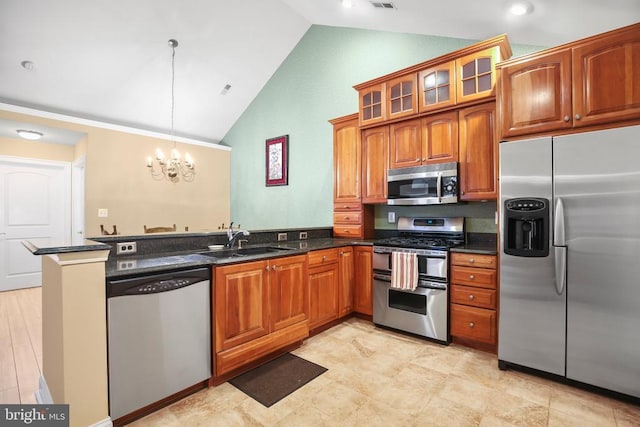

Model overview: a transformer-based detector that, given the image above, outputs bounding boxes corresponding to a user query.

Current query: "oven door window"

[388,177,437,199]
[388,289,427,315]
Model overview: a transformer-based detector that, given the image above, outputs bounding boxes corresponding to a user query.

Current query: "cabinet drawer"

[333,202,362,212]
[333,211,362,224]
[451,285,496,309]
[451,252,496,269]
[333,225,363,238]
[308,248,339,266]
[451,266,496,289]
[450,304,496,344]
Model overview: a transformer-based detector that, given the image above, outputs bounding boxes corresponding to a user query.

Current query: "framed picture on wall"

[265,135,288,186]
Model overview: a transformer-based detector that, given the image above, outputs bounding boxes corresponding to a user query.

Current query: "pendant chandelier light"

[147,38,195,182]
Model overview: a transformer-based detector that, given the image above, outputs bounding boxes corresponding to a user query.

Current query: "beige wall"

[0,136,75,162]
[0,109,231,237]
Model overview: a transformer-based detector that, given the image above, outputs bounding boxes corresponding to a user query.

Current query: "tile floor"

[131,318,640,426]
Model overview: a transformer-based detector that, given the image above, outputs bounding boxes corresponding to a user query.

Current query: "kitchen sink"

[198,246,295,259]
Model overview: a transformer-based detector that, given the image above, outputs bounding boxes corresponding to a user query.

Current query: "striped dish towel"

[391,251,418,291]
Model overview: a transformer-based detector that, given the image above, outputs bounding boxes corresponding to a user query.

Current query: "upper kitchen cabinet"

[572,24,640,128]
[389,112,458,169]
[386,73,418,121]
[498,23,640,139]
[355,34,512,127]
[458,102,497,201]
[358,83,386,127]
[455,47,501,104]
[498,50,572,138]
[418,61,456,113]
[331,114,361,204]
[361,125,389,204]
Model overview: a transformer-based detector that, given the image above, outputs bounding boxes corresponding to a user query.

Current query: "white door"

[0,157,71,291]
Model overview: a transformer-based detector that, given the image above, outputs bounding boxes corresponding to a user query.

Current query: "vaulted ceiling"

[1,0,638,144]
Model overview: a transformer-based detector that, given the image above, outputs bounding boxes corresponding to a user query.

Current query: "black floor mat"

[228,353,327,407]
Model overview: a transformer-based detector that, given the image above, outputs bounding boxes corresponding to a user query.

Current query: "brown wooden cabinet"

[338,247,354,317]
[418,60,456,113]
[389,113,458,169]
[498,23,640,139]
[213,255,308,376]
[450,252,498,352]
[332,114,361,203]
[361,125,389,204]
[498,49,572,138]
[386,73,418,121]
[358,83,386,127]
[456,47,500,104]
[307,249,340,330]
[458,102,497,201]
[353,246,373,315]
[331,114,374,238]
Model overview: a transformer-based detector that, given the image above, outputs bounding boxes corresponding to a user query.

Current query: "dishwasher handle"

[107,268,210,298]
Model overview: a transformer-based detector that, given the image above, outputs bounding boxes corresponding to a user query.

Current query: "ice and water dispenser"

[504,198,549,257]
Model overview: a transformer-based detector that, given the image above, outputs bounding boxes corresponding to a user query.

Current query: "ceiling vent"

[370,2,397,9]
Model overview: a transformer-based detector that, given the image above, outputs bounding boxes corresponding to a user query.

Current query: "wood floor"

[0,286,42,404]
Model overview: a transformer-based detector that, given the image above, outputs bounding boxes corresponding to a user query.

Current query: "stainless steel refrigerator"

[498,125,640,399]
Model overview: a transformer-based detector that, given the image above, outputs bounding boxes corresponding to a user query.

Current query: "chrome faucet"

[226,223,250,248]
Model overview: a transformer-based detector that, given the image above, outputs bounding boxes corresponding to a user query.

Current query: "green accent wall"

[222,25,543,230]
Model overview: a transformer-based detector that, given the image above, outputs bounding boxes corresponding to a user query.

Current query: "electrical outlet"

[117,242,137,255]
[388,211,396,223]
[117,260,137,270]
[98,208,108,218]
[299,231,308,240]
[277,233,288,241]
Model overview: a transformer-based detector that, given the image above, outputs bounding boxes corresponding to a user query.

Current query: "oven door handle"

[373,273,391,283]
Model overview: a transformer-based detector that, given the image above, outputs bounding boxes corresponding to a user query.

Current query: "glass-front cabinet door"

[418,60,456,113]
[386,73,417,120]
[359,83,386,126]
[455,47,500,104]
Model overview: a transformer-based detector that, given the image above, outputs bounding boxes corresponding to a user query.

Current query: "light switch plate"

[388,211,396,223]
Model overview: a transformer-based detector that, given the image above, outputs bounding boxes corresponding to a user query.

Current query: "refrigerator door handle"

[553,197,567,295]
[554,197,566,246]
[554,246,567,295]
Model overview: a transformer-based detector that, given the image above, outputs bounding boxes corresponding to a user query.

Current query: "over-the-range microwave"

[387,162,458,206]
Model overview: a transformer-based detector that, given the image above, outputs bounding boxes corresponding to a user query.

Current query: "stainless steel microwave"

[387,162,458,205]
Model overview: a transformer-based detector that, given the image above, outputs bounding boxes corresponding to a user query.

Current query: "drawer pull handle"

[469,275,475,280]
[469,322,475,328]
[468,294,475,300]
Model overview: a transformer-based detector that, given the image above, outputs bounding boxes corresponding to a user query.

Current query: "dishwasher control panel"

[107,268,210,298]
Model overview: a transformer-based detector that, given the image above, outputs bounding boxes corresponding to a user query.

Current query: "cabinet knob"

[322,255,327,261]
[469,322,475,328]
[344,216,349,220]
[422,158,426,162]
[272,265,277,271]
[575,114,581,120]
[265,266,270,271]
[469,275,475,280]
[340,251,344,256]
[563,115,570,122]
[343,205,350,209]
[469,258,475,263]
[468,294,475,300]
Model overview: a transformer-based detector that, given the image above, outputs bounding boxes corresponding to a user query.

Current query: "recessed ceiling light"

[509,1,534,15]
[341,0,355,8]
[16,129,44,140]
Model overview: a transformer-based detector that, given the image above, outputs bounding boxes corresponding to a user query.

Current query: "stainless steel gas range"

[373,216,464,343]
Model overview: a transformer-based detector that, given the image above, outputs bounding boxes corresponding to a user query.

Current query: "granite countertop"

[450,244,497,255]
[106,238,373,278]
[23,238,111,255]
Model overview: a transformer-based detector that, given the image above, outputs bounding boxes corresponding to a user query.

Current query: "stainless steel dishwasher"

[107,267,211,420]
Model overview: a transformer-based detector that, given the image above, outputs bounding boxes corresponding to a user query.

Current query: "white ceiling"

[0,0,638,145]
